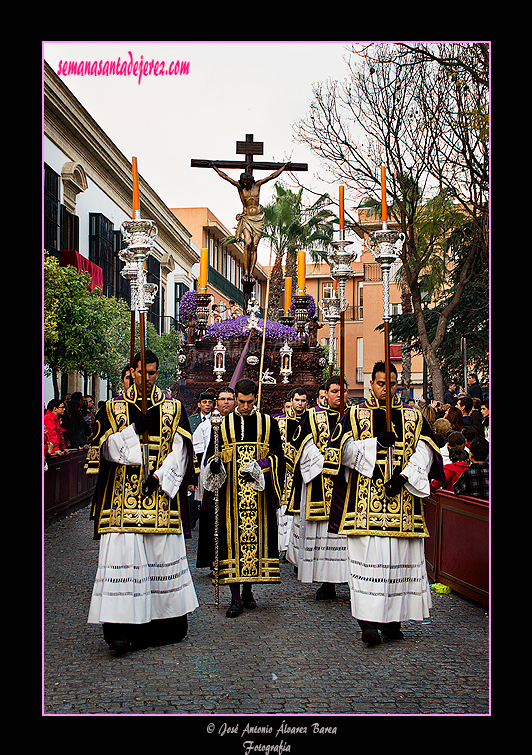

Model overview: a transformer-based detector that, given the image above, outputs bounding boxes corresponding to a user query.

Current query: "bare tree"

[294,42,489,400]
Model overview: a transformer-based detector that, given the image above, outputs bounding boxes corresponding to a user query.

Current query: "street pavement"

[43,504,490,722]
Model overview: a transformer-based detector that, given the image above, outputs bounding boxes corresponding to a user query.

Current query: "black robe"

[198,410,285,584]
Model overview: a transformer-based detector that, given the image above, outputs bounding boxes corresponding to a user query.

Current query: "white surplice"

[287,439,352,585]
[341,436,434,622]
[88,424,199,625]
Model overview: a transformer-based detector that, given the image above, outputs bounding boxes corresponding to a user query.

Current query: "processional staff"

[119,157,159,489]
[257,245,273,411]
[368,165,406,481]
[326,186,356,416]
[209,408,223,608]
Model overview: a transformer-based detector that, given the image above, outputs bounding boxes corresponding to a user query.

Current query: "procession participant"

[202,378,285,618]
[190,389,233,530]
[286,375,349,600]
[324,361,444,645]
[195,387,236,569]
[276,387,309,557]
[188,390,215,433]
[85,350,199,653]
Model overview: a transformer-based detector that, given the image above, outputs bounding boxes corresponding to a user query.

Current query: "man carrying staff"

[323,361,445,646]
[195,387,236,570]
[202,378,285,618]
[86,350,199,653]
[286,376,349,600]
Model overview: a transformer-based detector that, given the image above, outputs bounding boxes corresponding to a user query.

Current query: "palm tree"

[262,183,337,318]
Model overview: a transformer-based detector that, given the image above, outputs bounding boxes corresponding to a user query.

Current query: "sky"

[43,41,365,264]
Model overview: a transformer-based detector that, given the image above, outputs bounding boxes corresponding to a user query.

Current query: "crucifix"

[191,134,308,307]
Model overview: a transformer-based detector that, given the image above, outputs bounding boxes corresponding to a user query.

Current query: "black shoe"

[108,638,134,653]
[380,624,404,640]
[149,616,188,646]
[316,583,336,600]
[226,599,244,618]
[242,591,257,609]
[361,627,381,646]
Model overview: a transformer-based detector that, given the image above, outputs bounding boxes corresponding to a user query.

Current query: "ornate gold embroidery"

[336,405,429,538]
[98,394,183,535]
[216,412,280,584]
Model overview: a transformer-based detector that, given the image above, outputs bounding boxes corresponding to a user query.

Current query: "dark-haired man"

[86,350,198,652]
[324,361,444,645]
[195,387,236,567]
[453,436,489,499]
[44,399,68,455]
[202,378,285,617]
[189,390,215,433]
[276,387,309,558]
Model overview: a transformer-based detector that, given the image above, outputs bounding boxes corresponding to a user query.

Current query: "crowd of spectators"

[44,392,96,469]
[44,369,489,501]
[420,372,489,500]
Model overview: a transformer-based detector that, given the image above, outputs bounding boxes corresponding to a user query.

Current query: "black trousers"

[103,615,188,649]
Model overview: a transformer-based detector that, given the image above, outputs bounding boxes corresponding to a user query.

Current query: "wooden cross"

[191,133,308,176]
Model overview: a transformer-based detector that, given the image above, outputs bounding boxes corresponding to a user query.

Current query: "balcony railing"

[208,266,244,308]
[341,305,363,321]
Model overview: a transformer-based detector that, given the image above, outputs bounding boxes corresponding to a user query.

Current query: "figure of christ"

[209,161,289,280]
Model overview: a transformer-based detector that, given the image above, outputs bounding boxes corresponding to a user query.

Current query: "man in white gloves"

[324,362,445,646]
[202,378,285,618]
[85,350,198,653]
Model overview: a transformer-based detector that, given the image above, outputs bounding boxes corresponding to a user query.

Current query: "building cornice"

[43,61,198,269]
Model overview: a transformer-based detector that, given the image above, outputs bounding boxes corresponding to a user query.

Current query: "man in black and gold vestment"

[324,362,444,646]
[285,375,349,599]
[85,350,199,652]
[202,378,285,618]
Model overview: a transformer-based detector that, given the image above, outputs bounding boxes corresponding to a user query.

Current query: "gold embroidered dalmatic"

[325,393,443,538]
[286,406,340,520]
[276,408,304,509]
[203,410,285,584]
[86,385,193,537]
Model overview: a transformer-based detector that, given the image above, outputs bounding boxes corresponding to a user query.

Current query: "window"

[114,230,131,307]
[357,338,363,383]
[44,164,60,257]
[146,254,161,333]
[89,213,115,297]
[60,205,79,252]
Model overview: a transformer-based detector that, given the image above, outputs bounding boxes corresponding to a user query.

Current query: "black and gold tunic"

[324,392,444,539]
[285,405,340,520]
[86,385,194,539]
[201,410,285,584]
[276,407,305,510]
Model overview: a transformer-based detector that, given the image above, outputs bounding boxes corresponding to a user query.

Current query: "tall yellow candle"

[284,277,292,314]
[297,251,306,293]
[380,165,387,223]
[132,157,140,218]
[339,185,345,230]
[199,248,208,291]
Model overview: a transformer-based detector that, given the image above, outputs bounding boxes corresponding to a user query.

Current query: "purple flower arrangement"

[289,294,317,321]
[178,290,198,322]
[204,315,299,342]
